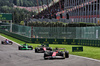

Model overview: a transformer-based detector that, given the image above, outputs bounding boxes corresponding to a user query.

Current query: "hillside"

[13,0,52,7]
[0,0,55,24]
[0,0,36,24]
[0,0,52,7]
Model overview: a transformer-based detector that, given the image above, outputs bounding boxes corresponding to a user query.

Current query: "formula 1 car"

[44,48,69,60]
[35,44,52,53]
[1,40,13,45]
[18,44,33,50]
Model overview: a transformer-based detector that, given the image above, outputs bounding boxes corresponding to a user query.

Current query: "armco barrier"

[0,29,31,43]
[0,29,100,47]
[31,38,100,47]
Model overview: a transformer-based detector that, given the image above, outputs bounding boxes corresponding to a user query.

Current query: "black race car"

[44,48,69,60]
[18,44,33,50]
[35,44,52,53]
[1,40,13,45]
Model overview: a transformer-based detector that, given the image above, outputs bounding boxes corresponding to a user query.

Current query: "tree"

[20,21,24,25]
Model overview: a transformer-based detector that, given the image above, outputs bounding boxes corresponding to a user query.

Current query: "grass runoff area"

[0,33,100,60]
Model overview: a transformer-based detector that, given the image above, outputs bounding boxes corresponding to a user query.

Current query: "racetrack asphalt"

[0,36,100,66]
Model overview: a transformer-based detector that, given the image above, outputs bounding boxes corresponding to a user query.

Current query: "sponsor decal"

[62,39,67,44]
[35,39,40,44]
[71,39,76,44]
[52,52,58,56]
[53,39,58,44]
[43,39,49,44]
[43,47,46,51]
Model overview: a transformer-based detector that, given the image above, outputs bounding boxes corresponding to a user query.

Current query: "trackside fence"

[0,23,100,47]
[32,27,100,40]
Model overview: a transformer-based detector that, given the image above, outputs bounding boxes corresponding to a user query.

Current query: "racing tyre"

[61,52,65,59]
[65,51,69,58]
[44,53,48,60]
[1,41,4,44]
[18,46,21,50]
[9,41,13,45]
[35,48,38,53]
[49,47,52,51]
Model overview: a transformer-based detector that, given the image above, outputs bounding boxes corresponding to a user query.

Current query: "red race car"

[35,44,52,53]
[44,48,69,60]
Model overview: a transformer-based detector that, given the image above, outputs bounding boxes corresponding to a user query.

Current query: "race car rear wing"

[38,44,49,47]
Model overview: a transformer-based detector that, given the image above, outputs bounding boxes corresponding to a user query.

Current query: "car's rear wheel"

[35,48,38,52]
[49,47,52,51]
[65,51,69,58]
[9,41,13,45]
[9,42,13,45]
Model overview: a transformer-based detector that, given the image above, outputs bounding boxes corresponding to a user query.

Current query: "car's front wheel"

[1,41,4,44]
[44,53,48,60]
[18,46,21,50]
[35,48,38,52]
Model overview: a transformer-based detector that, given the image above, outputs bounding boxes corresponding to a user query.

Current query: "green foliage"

[68,22,97,27]
[0,0,13,7]
[13,8,36,24]
[0,0,36,24]
[28,21,98,27]
[13,0,52,7]
[28,21,67,27]
[0,33,25,44]
[20,21,24,25]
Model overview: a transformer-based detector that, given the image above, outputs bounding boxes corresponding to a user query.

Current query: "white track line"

[0,35,100,62]
[70,55,100,62]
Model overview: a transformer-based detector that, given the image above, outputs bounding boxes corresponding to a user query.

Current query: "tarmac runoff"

[0,35,100,66]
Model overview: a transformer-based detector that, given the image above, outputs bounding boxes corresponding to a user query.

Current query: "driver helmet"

[55,47,58,50]
[55,47,58,52]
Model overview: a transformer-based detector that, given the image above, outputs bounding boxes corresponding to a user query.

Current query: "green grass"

[0,33,100,60]
[0,33,25,44]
